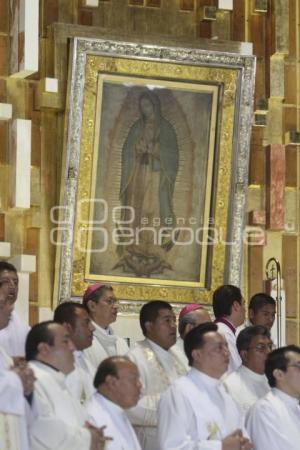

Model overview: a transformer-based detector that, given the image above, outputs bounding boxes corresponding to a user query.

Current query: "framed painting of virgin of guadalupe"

[56,36,255,305]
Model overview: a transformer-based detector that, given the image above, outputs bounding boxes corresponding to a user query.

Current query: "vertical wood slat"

[25,228,40,326]
[282,235,298,317]
[249,126,265,185]
[0,0,9,33]
[0,214,5,241]
[248,246,264,298]
[265,144,285,230]
[232,0,245,41]
[286,320,297,345]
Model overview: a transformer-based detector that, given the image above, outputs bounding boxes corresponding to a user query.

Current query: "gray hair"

[178,311,199,338]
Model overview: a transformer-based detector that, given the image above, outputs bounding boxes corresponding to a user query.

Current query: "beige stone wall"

[0,0,299,343]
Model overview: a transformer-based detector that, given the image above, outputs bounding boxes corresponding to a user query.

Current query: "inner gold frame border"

[85,73,219,288]
[56,37,256,305]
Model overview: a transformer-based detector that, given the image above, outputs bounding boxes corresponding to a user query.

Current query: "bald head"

[94,356,142,409]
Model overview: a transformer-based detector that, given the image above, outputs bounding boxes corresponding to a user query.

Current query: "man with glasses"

[83,284,129,371]
[158,322,252,450]
[223,325,272,420]
[0,261,30,357]
[126,300,186,450]
[246,345,300,450]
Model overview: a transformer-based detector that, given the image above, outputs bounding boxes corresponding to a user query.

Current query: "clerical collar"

[273,387,300,406]
[240,364,268,382]
[34,359,59,372]
[97,392,124,414]
[215,317,236,335]
[92,321,113,335]
[147,338,170,355]
[189,367,220,389]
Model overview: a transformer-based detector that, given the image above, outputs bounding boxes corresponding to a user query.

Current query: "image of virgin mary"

[116,90,179,276]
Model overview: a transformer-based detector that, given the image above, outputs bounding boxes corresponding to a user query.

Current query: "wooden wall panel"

[232,0,245,41]
[0,36,9,76]
[0,0,9,33]
[265,144,285,230]
[285,147,297,187]
[0,214,5,241]
[0,123,8,163]
[248,246,264,298]
[288,0,297,58]
[282,235,298,317]
[286,320,298,345]
[284,63,297,104]
[249,127,265,185]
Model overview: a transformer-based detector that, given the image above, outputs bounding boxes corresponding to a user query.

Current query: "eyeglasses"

[103,298,118,306]
[287,362,300,370]
[247,343,274,352]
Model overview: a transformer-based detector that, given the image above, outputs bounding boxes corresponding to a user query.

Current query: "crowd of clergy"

[0,260,300,450]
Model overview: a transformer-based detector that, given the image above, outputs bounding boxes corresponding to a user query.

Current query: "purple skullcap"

[83,283,105,302]
[179,304,203,320]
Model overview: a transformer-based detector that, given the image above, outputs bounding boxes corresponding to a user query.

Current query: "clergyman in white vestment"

[0,346,34,450]
[0,262,30,357]
[246,345,300,450]
[54,302,96,403]
[223,325,271,420]
[26,321,107,450]
[213,285,245,372]
[86,356,142,450]
[172,304,211,370]
[82,283,129,371]
[126,301,186,450]
[158,322,252,450]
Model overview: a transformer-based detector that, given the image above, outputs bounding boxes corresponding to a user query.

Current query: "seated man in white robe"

[54,302,96,402]
[223,325,272,420]
[158,322,252,450]
[213,285,245,372]
[86,356,141,450]
[83,284,129,370]
[173,304,211,369]
[26,320,106,450]
[246,345,300,450]
[0,261,30,358]
[126,300,186,450]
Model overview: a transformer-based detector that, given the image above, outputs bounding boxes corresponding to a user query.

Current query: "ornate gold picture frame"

[56,36,255,305]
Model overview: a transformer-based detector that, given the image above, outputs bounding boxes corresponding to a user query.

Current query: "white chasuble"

[0,348,29,450]
[0,311,30,358]
[84,322,129,371]
[246,388,300,450]
[158,368,243,450]
[86,392,141,450]
[28,361,91,450]
[126,339,186,450]
[222,365,270,420]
